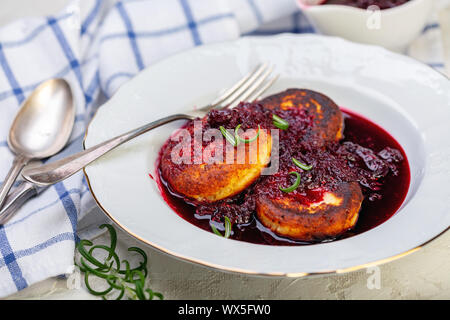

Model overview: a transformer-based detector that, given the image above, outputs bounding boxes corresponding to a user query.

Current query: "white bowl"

[297,0,432,52]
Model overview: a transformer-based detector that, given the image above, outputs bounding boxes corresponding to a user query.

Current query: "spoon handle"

[0,155,28,210]
[21,114,191,186]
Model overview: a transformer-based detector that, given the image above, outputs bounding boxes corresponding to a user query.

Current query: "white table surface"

[2,0,450,300]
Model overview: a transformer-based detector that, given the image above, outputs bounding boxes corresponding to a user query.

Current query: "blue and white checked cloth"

[0,0,447,297]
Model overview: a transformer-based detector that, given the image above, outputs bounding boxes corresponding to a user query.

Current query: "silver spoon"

[0,79,74,211]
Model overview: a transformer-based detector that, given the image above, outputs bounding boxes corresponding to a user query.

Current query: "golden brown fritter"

[161,128,272,203]
[256,182,363,241]
[260,88,343,146]
[254,89,364,241]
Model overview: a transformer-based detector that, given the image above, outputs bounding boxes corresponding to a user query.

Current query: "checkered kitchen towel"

[0,0,448,297]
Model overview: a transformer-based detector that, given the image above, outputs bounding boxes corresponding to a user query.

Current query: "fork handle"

[0,155,29,210]
[22,114,192,186]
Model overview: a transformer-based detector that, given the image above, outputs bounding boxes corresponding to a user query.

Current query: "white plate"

[84,34,450,276]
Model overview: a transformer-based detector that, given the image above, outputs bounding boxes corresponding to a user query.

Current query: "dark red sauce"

[155,106,410,246]
[324,0,410,10]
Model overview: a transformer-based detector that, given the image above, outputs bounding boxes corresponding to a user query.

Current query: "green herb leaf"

[272,114,289,130]
[153,292,164,300]
[219,126,237,146]
[279,171,301,193]
[210,224,223,237]
[224,216,232,238]
[292,157,313,171]
[88,244,121,271]
[99,224,117,260]
[210,216,232,239]
[76,240,109,270]
[234,124,261,143]
[84,271,114,296]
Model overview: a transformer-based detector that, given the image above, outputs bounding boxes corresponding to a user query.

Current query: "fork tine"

[248,74,279,102]
[217,63,270,108]
[227,65,274,109]
[209,63,267,108]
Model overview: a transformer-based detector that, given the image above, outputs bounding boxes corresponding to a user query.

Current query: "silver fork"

[21,63,279,188]
[0,64,278,224]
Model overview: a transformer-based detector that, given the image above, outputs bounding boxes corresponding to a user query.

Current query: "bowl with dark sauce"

[156,90,411,246]
[297,0,432,52]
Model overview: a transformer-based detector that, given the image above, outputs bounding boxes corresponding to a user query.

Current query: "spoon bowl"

[0,78,74,212]
[8,79,74,158]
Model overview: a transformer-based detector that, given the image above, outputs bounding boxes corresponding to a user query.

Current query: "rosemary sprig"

[234,124,261,144]
[292,157,313,171]
[279,171,301,193]
[219,126,238,146]
[272,114,289,130]
[210,216,232,238]
[75,224,163,300]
